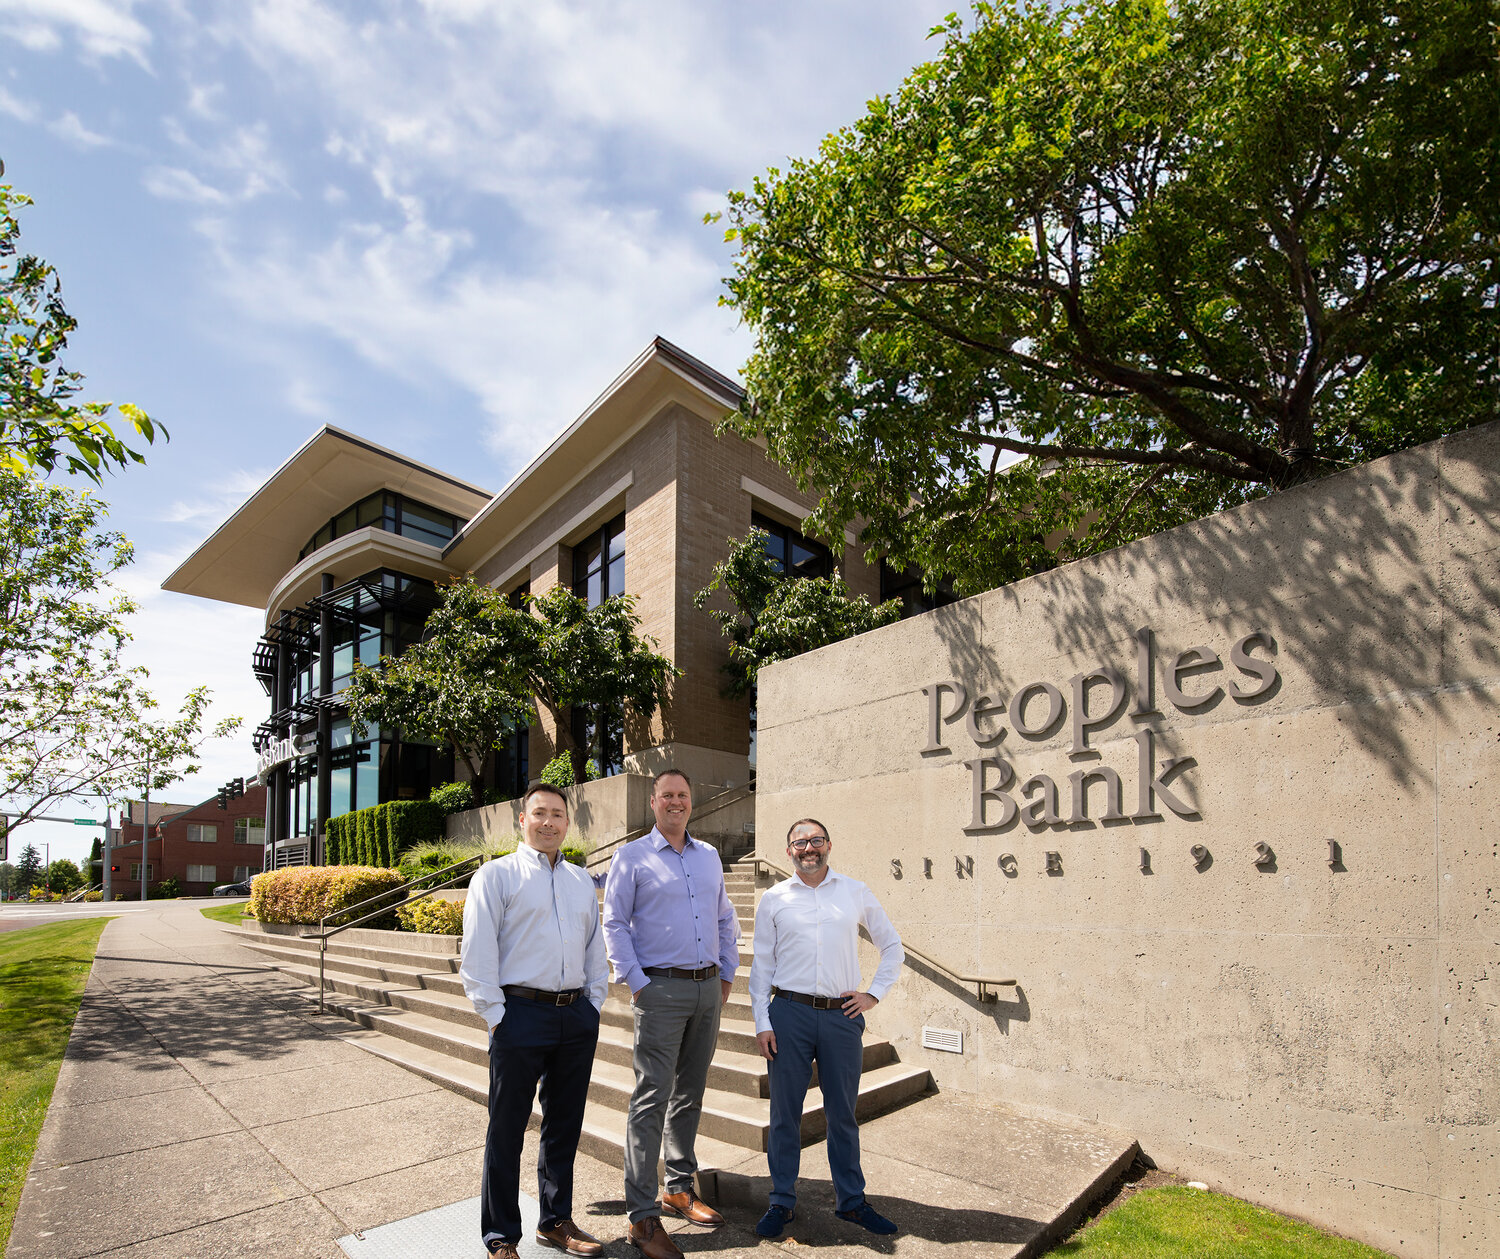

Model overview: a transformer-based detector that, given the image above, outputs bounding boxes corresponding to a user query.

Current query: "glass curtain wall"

[569,513,626,776]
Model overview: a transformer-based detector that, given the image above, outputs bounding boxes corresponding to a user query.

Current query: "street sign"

[0,816,7,862]
[73,818,103,826]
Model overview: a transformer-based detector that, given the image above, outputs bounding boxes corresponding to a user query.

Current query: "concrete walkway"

[8,902,1135,1259]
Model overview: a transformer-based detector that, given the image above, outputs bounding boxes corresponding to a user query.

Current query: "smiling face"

[787,821,831,881]
[520,787,568,860]
[650,771,692,836]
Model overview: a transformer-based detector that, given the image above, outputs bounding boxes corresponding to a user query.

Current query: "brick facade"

[108,785,268,897]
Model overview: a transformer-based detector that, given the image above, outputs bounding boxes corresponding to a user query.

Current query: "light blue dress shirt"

[459,844,608,1031]
[601,828,740,995]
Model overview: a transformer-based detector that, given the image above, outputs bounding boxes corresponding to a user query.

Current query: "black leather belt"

[644,965,718,981]
[772,987,841,1010]
[503,985,583,1006]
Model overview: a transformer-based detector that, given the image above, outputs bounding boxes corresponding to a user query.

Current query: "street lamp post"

[140,744,151,903]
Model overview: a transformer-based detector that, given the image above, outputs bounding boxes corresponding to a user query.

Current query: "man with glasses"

[461,782,609,1259]
[748,818,904,1240]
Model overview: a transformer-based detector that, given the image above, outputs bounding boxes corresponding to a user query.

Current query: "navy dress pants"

[481,996,600,1248]
[766,995,866,1212]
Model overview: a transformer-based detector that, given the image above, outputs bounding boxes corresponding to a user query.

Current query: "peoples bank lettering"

[920,627,1278,832]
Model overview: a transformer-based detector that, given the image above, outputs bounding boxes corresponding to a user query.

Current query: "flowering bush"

[247,865,406,926]
[395,896,465,935]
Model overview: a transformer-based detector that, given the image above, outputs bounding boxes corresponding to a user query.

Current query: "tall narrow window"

[752,512,833,579]
[572,513,626,609]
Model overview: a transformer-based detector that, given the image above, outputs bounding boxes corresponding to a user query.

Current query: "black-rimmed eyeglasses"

[788,836,828,851]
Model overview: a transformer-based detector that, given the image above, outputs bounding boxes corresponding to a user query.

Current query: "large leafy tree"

[695,529,901,697]
[2,183,164,482]
[720,0,1498,593]
[345,577,678,783]
[13,843,41,894]
[0,468,239,833]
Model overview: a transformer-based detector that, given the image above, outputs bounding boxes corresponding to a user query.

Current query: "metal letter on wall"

[964,756,1018,832]
[1069,666,1127,756]
[921,680,968,754]
[1008,681,1065,739]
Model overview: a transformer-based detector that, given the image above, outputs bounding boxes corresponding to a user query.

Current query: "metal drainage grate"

[921,1025,964,1054]
[339,1194,545,1259]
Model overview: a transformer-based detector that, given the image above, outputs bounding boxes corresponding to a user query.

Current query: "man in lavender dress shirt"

[602,769,739,1259]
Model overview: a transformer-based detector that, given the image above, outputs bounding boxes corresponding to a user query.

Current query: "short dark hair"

[786,817,830,844]
[651,768,692,794]
[522,781,569,811]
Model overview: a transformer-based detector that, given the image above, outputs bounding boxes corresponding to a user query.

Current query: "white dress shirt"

[749,868,904,1035]
[460,844,609,1031]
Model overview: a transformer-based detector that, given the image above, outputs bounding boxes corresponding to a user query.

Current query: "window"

[233,866,252,882]
[298,492,459,560]
[570,706,624,778]
[880,560,958,618]
[129,863,153,881]
[752,512,833,579]
[572,513,625,609]
[186,823,217,844]
[186,864,216,883]
[234,817,266,845]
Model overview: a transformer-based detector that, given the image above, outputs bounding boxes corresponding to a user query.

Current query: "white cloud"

[160,467,273,525]
[144,164,230,204]
[0,84,35,121]
[0,0,153,67]
[50,109,111,147]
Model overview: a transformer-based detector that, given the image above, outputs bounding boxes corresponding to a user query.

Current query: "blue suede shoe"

[755,1205,796,1238]
[835,1202,897,1235]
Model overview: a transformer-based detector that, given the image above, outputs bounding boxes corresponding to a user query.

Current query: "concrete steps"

[227,847,933,1174]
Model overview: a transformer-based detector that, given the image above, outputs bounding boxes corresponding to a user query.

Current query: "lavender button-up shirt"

[602,827,740,995]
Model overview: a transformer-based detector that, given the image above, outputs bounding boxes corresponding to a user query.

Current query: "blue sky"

[1,0,955,869]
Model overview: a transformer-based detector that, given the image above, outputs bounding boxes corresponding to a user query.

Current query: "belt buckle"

[814,995,835,1010]
[555,992,573,1006]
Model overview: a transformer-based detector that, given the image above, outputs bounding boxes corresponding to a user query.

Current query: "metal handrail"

[301,854,487,1014]
[744,855,1017,1004]
[584,780,757,872]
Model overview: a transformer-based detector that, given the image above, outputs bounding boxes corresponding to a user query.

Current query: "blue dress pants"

[766,995,866,1212]
[482,996,600,1248]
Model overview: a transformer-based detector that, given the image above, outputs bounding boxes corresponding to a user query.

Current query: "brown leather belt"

[644,965,718,981]
[503,985,583,1006]
[772,986,841,1010]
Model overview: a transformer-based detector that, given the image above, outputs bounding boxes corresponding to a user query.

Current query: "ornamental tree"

[1,183,164,482]
[695,528,901,697]
[0,468,240,832]
[345,577,677,783]
[720,0,1498,593]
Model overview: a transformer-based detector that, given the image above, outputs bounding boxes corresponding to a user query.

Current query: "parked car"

[212,879,254,897]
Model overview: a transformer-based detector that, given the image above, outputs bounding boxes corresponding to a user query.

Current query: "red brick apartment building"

[106,785,267,898]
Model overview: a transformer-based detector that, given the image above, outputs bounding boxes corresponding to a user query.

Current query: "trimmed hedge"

[395,897,465,935]
[247,865,406,925]
[325,799,445,868]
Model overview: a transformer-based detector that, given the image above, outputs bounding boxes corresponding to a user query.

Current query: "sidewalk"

[8,902,1135,1258]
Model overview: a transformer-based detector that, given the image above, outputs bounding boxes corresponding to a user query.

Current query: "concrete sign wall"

[754,422,1499,1258]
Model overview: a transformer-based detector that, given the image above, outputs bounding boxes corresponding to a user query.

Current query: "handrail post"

[319,937,327,1014]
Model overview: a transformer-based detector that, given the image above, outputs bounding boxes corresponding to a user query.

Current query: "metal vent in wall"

[921,1025,964,1054]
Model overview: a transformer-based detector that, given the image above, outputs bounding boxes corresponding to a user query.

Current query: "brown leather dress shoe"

[535,1219,604,1256]
[628,1216,683,1259]
[661,1189,725,1227]
[485,1243,519,1259]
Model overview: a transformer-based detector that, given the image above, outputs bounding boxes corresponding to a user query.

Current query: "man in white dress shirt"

[749,817,904,1240]
[460,782,609,1259]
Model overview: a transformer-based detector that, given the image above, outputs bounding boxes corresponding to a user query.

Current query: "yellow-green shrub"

[247,866,406,926]
[395,896,465,935]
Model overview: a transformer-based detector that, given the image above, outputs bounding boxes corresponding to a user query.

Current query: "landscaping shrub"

[429,781,475,815]
[539,753,574,790]
[323,798,445,868]
[149,878,182,900]
[247,865,406,926]
[395,896,465,935]
[83,890,102,902]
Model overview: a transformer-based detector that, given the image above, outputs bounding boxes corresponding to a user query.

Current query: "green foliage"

[721,0,1499,595]
[1,185,164,484]
[44,857,81,895]
[429,780,475,815]
[247,865,406,926]
[695,528,901,696]
[198,900,252,925]
[12,845,40,894]
[1050,1185,1392,1257]
[539,752,575,791]
[150,877,181,900]
[395,896,465,935]
[0,918,110,1251]
[0,468,239,833]
[344,576,677,781]
[324,799,445,869]
[0,863,12,898]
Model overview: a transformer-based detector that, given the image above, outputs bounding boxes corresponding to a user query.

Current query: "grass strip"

[0,918,111,1252]
[1049,1186,1393,1258]
[198,900,253,926]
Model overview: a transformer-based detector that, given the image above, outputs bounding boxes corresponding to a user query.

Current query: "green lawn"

[1050,1186,1393,1258]
[0,918,111,1252]
[198,900,252,926]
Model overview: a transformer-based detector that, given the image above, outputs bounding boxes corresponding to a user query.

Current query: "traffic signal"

[231,776,245,800]
[110,864,121,874]
[217,786,229,810]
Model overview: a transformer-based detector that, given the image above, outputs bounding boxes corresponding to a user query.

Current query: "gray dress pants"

[623,974,722,1221]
